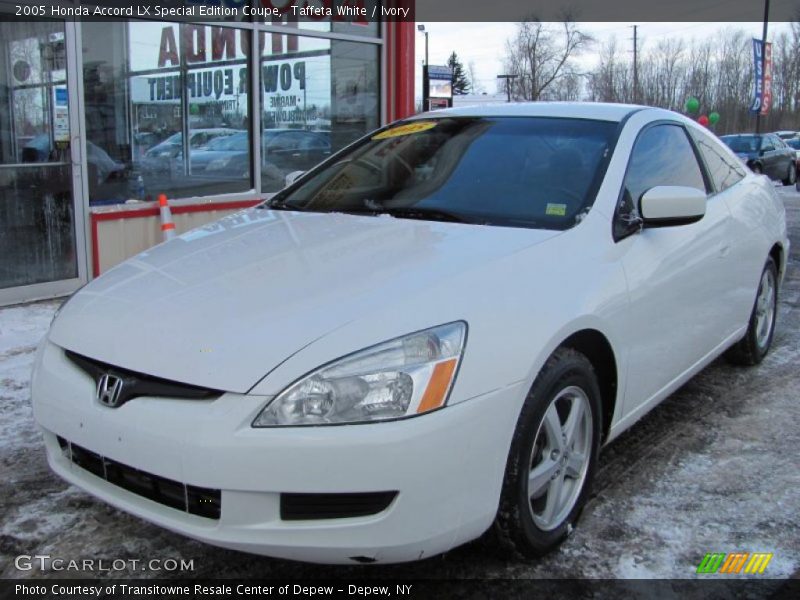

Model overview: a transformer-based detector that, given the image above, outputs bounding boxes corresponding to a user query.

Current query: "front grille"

[58,436,220,519]
[65,350,223,408]
[280,491,398,521]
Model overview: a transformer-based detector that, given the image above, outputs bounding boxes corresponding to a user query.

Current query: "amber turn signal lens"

[416,359,458,414]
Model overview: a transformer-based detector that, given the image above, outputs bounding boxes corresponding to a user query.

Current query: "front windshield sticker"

[372,122,437,140]
[546,203,567,216]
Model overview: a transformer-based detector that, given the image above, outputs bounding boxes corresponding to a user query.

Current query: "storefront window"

[0,20,78,289]
[260,35,379,191]
[82,21,252,204]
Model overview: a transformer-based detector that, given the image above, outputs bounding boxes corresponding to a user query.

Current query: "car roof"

[409,101,644,123]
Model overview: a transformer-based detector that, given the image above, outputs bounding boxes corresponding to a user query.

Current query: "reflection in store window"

[260,35,379,191]
[83,21,252,205]
[81,20,380,203]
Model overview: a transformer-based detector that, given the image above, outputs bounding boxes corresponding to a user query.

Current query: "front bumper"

[32,340,525,564]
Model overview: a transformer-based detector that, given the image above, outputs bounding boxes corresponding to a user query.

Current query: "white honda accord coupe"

[32,103,788,564]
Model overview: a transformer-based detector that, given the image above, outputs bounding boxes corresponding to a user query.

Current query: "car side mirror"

[285,170,304,187]
[639,186,706,227]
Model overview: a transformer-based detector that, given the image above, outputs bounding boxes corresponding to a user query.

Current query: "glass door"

[0,19,87,305]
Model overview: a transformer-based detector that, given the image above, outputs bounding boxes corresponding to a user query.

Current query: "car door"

[297,132,332,169]
[759,135,780,179]
[264,131,303,171]
[692,128,770,330]
[774,136,795,177]
[613,122,735,416]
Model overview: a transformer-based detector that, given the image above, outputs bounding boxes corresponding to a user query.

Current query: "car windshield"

[722,135,761,153]
[268,117,618,230]
[785,138,800,150]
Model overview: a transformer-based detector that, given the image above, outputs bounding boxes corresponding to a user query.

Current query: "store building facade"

[0,1,414,306]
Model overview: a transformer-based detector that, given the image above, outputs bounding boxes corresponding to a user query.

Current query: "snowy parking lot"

[1,186,798,582]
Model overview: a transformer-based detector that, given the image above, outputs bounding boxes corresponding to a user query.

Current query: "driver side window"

[614,124,707,241]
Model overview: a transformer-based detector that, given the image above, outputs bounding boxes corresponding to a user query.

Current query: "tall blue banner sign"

[750,38,764,114]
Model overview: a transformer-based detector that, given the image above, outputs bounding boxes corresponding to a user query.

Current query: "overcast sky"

[413,22,793,99]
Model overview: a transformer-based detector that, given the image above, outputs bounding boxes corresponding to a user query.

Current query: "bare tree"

[587,36,632,103]
[503,16,800,133]
[502,15,593,101]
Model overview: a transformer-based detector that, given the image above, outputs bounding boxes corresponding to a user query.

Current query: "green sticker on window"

[546,203,567,216]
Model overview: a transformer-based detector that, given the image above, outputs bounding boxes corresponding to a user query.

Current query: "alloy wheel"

[755,267,776,350]
[527,386,593,531]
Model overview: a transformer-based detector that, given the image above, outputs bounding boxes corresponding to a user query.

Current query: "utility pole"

[755,0,770,134]
[497,74,518,102]
[632,25,638,104]
[418,25,430,110]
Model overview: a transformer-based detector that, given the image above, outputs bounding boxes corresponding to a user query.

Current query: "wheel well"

[560,330,617,442]
[770,243,784,282]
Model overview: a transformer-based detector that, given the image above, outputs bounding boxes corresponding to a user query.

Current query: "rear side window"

[615,124,707,240]
[693,130,746,192]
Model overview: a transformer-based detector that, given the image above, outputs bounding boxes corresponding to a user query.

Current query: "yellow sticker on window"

[372,122,437,140]
[546,203,567,216]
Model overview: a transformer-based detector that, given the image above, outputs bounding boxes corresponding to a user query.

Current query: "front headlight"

[252,322,466,427]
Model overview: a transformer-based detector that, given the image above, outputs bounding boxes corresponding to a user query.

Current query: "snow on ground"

[1,189,799,584]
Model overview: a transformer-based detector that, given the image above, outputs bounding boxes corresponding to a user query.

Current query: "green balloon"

[709,112,720,125]
[685,97,700,113]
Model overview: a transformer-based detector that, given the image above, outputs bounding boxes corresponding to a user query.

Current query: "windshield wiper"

[263,201,470,224]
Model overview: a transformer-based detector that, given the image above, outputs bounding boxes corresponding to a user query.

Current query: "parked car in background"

[133,132,163,158]
[721,133,796,185]
[156,129,330,185]
[23,134,131,204]
[261,129,331,191]
[176,130,248,175]
[138,128,238,174]
[783,137,800,172]
[34,103,789,564]
[773,130,798,140]
[197,129,332,188]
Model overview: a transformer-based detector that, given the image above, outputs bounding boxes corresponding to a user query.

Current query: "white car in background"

[32,103,789,564]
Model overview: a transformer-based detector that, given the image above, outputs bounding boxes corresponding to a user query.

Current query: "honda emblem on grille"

[96,374,123,407]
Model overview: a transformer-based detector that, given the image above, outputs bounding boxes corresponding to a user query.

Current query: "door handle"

[71,135,82,171]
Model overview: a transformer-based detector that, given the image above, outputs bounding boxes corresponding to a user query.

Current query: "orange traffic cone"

[158,194,176,241]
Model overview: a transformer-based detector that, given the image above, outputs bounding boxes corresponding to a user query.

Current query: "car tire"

[725,257,778,366]
[492,347,602,558]
[782,162,796,186]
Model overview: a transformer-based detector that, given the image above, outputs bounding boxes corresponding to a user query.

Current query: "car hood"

[50,209,561,393]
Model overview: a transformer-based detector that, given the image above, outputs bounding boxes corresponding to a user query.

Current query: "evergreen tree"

[447,51,471,95]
